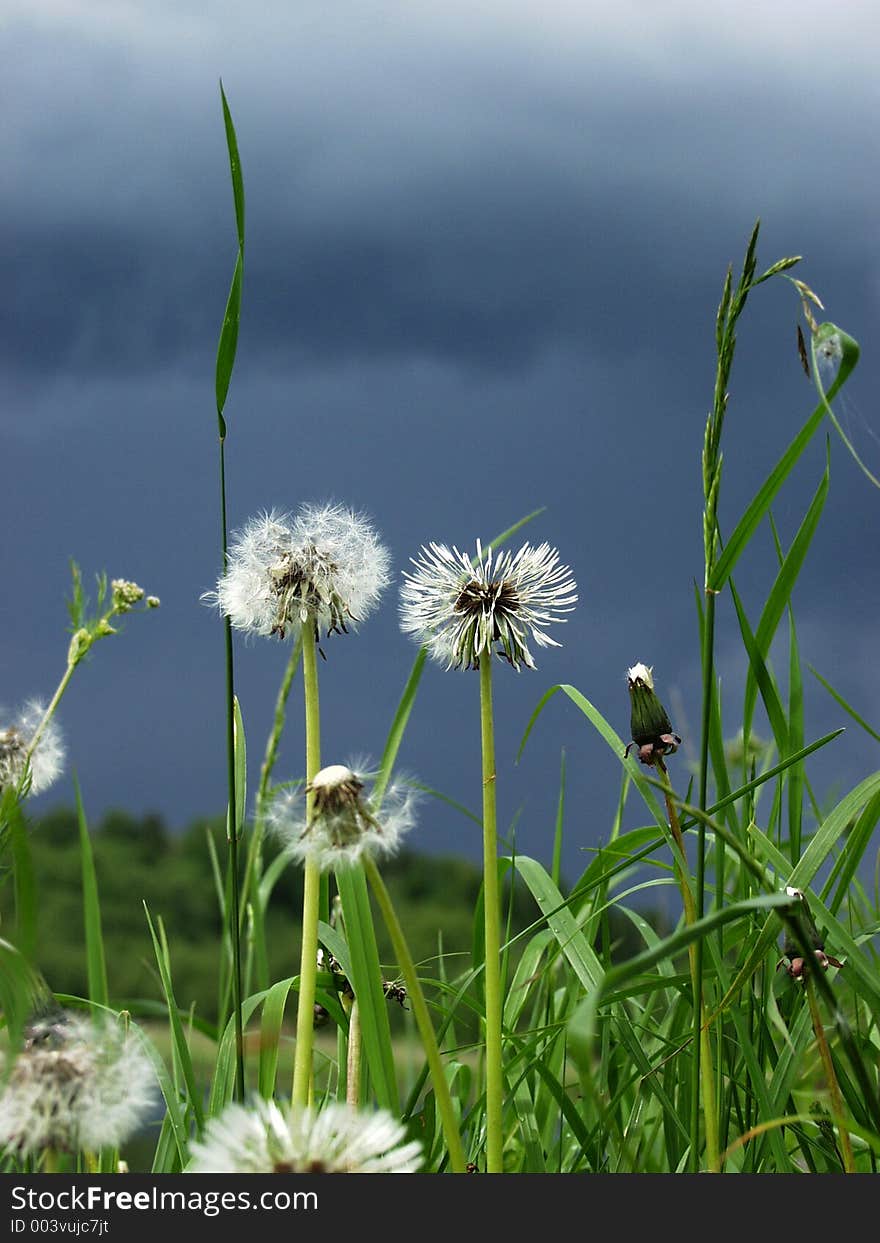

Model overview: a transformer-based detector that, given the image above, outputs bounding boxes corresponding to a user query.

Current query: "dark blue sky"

[4,2,879,882]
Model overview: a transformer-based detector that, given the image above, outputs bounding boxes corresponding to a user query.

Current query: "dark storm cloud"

[4,2,878,384]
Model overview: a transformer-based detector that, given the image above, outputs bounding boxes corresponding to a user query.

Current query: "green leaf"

[519,683,669,832]
[214,83,245,431]
[809,666,880,743]
[219,81,245,249]
[143,903,205,1133]
[229,694,246,841]
[514,856,603,992]
[710,332,857,591]
[216,251,242,434]
[741,451,829,735]
[75,779,108,1008]
[334,866,398,1111]
[258,978,296,1099]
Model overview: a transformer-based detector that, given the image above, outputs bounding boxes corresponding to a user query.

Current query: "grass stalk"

[657,756,719,1171]
[220,443,245,1104]
[479,655,504,1173]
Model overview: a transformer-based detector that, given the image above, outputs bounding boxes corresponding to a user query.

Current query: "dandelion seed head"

[186,1099,422,1174]
[205,504,390,645]
[0,1012,156,1158]
[267,764,416,872]
[399,540,577,671]
[0,700,65,797]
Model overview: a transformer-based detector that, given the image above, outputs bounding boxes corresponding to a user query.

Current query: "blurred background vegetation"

[0,808,654,1029]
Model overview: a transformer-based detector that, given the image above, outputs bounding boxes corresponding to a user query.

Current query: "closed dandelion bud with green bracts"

[625,664,681,767]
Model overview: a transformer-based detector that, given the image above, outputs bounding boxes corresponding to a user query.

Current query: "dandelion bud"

[625,664,681,766]
[268,764,416,872]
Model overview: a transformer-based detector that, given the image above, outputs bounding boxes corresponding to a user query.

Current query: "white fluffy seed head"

[267,766,416,872]
[0,701,65,797]
[186,1098,423,1174]
[626,663,654,689]
[399,539,577,671]
[205,503,391,644]
[0,1013,157,1158]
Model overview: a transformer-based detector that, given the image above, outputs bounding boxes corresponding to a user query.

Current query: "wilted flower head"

[186,1098,422,1173]
[206,504,391,646]
[400,539,577,671]
[777,887,844,982]
[0,1011,156,1159]
[625,664,681,767]
[0,700,65,797]
[268,764,415,872]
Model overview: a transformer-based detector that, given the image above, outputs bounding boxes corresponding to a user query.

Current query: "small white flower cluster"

[400,539,577,671]
[0,1012,156,1159]
[0,701,65,797]
[186,1098,422,1174]
[268,764,415,872]
[208,504,391,644]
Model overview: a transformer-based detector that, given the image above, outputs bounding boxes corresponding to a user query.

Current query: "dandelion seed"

[399,540,577,671]
[0,701,65,797]
[0,1012,156,1159]
[268,764,415,872]
[205,504,391,646]
[186,1098,422,1174]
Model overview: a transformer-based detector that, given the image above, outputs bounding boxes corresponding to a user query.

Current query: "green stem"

[479,655,504,1173]
[19,664,76,795]
[220,440,246,1104]
[692,588,716,1167]
[364,856,467,1173]
[658,758,719,1172]
[292,627,321,1108]
[805,976,856,1173]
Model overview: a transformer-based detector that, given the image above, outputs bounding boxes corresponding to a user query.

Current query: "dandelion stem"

[20,666,75,796]
[292,628,321,1108]
[657,756,719,1172]
[364,855,467,1173]
[479,655,504,1173]
[804,975,856,1173]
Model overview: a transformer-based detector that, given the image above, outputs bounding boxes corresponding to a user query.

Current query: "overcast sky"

[4,1,879,883]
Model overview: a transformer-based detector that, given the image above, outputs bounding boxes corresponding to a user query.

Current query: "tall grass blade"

[74,779,108,1009]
